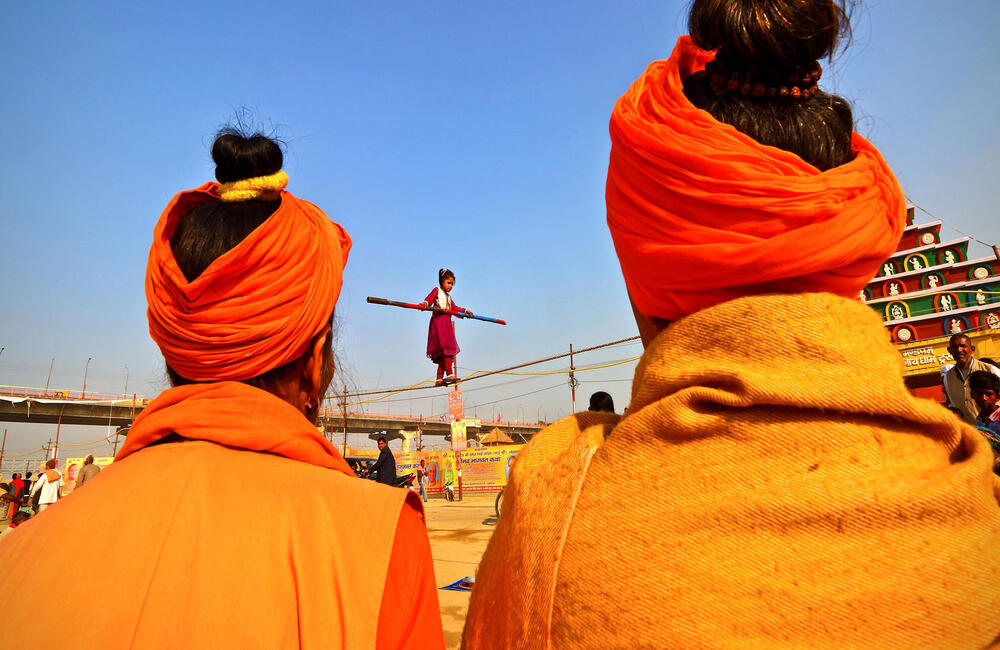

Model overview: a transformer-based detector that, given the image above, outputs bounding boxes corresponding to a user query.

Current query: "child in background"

[420,268,472,386]
[969,370,1000,474]
[1,511,31,540]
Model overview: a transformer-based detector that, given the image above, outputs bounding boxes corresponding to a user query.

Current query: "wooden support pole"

[342,385,348,457]
[569,343,577,413]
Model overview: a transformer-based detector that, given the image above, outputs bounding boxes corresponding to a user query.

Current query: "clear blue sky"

[1,1,998,462]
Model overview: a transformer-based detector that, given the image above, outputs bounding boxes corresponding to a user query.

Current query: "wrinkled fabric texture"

[464,293,1000,649]
[146,183,352,382]
[606,36,907,321]
[0,381,443,649]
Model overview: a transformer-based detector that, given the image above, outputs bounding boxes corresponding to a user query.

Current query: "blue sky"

[1,1,998,462]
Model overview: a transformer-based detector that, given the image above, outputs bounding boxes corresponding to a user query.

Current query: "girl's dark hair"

[683,0,854,171]
[439,268,455,285]
[165,127,334,391]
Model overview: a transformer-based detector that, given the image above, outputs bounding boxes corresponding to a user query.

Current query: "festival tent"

[478,428,515,445]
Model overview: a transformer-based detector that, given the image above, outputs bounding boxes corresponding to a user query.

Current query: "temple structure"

[863,207,1000,401]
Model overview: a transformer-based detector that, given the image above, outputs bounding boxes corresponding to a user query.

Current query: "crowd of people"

[942,334,1000,471]
[1,454,103,524]
[0,0,997,647]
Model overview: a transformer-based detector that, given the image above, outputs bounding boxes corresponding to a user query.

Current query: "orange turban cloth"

[146,183,351,382]
[606,36,906,321]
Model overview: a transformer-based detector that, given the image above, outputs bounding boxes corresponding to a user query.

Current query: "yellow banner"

[394,445,524,493]
[61,457,114,496]
[897,330,999,376]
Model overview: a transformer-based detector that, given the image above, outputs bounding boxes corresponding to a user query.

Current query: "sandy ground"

[1,492,499,648]
[423,493,498,649]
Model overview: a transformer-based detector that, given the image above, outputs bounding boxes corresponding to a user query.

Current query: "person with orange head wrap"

[0,129,445,649]
[464,1,1000,647]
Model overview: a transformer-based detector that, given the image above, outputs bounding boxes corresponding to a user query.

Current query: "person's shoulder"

[514,411,619,477]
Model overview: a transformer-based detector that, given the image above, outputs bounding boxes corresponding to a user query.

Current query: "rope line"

[325,335,642,405]
[339,355,641,408]
[908,199,999,250]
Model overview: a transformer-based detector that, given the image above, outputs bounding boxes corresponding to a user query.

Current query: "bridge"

[0,386,546,442]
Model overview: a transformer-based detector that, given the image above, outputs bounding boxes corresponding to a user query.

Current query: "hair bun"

[211,129,283,184]
[689,0,847,69]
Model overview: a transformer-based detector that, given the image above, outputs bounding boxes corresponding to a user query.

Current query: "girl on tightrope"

[420,268,472,386]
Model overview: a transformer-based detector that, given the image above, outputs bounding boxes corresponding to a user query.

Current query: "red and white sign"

[448,388,464,421]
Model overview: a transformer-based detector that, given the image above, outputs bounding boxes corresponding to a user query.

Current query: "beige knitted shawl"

[463,293,1000,649]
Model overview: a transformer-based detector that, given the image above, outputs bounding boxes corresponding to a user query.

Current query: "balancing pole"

[366,297,506,325]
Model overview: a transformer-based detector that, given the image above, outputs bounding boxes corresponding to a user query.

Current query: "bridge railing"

[0,385,149,405]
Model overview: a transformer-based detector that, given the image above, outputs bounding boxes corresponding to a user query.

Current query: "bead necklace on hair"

[704,57,823,99]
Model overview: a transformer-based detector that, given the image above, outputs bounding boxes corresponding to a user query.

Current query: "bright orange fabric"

[464,293,1000,648]
[606,36,907,321]
[146,183,352,382]
[378,501,447,650]
[115,381,353,470]
[0,382,443,649]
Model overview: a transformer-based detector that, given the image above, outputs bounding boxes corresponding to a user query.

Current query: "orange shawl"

[464,293,1000,648]
[0,381,435,648]
[606,36,906,321]
[146,183,351,382]
[115,381,352,472]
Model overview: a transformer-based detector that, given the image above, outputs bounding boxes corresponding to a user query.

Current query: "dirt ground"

[423,493,498,649]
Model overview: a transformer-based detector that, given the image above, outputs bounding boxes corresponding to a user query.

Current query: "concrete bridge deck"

[0,388,545,441]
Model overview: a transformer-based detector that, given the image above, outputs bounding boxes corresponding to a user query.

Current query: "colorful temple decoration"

[863,207,1000,400]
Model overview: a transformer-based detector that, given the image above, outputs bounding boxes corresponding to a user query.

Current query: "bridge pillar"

[398,429,418,453]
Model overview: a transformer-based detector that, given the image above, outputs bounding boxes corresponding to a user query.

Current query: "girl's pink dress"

[425,287,463,362]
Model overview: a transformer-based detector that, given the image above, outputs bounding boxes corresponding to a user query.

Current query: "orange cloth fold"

[146,183,351,381]
[606,36,907,321]
[114,381,353,472]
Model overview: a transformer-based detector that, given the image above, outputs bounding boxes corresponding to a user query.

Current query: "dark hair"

[377,436,387,444]
[948,333,971,346]
[439,268,455,287]
[588,391,615,413]
[165,127,335,394]
[11,511,30,526]
[25,472,32,479]
[683,0,854,171]
[170,128,283,284]
[45,459,56,469]
[969,370,1000,394]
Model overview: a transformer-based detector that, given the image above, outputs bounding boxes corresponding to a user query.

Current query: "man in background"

[6,474,24,520]
[369,437,397,486]
[942,334,1000,424]
[75,455,101,489]
[30,459,63,512]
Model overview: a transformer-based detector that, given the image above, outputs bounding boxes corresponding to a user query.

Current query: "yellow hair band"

[217,170,289,202]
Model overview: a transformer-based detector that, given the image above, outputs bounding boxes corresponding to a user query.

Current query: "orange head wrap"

[146,181,351,382]
[606,36,906,322]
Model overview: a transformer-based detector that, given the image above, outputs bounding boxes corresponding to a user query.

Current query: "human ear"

[628,293,670,349]
[301,324,333,422]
